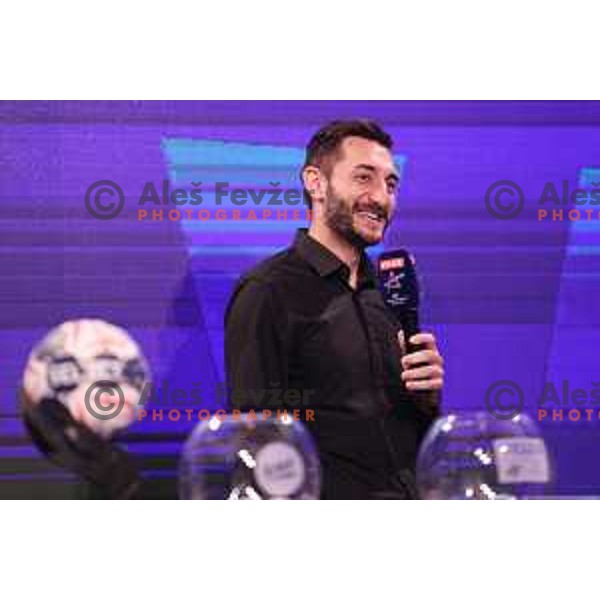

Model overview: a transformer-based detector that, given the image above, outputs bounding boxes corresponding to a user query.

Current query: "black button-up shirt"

[225,229,439,499]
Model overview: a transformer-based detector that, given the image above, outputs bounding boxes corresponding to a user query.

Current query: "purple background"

[1,101,599,498]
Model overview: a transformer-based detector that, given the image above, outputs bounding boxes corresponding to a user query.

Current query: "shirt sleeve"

[224,276,290,410]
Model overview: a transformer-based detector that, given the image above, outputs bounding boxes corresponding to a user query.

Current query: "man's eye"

[356,174,371,183]
[387,182,398,194]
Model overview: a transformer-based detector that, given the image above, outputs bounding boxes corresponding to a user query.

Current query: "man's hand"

[399,332,444,392]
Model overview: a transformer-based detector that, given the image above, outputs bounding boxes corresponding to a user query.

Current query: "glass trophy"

[417,412,553,499]
[179,413,321,499]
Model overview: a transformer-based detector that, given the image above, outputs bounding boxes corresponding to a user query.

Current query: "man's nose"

[368,182,392,211]
[371,177,394,203]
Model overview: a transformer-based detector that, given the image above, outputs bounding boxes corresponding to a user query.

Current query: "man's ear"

[302,165,327,204]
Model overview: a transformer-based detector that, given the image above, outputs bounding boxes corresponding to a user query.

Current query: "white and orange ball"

[22,319,150,438]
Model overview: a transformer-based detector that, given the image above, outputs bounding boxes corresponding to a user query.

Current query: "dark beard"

[323,188,387,249]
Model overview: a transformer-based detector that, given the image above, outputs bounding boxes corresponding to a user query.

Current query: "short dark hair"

[301,119,393,207]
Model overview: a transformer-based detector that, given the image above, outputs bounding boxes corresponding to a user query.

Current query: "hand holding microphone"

[399,332,443,393]
[377,250,444,407]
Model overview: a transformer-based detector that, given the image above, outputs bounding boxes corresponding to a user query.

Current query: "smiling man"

[225,120,444,499]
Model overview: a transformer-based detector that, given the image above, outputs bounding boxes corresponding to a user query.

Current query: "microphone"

[377,249,421,355]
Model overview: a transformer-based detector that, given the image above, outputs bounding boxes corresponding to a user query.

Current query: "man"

[225,120,444,499]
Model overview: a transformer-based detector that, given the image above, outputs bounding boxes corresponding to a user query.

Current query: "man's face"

[322,137,399,248]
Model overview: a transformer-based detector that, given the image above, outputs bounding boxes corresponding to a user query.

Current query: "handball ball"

[22,319,150,438]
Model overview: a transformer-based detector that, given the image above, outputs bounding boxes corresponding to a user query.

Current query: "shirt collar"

[293,228,378,288]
